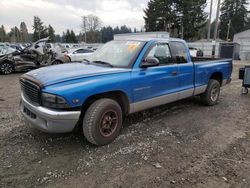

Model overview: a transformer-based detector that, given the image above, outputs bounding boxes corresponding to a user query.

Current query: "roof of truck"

[114,32,185,43]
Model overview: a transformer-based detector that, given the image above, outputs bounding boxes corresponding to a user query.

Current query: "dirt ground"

[0,61,250,188]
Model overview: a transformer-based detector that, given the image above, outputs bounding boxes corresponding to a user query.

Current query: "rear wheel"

[201,79,221,106]
[0,62,14,74]
[82,98,123,146]
[241,87,249,95]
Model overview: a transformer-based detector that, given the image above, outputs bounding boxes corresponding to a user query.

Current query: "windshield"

[0,44,17,55]
[88,40,145,67]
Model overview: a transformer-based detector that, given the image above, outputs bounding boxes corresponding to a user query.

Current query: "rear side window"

[84,49,94,53]
[170,42,188,64]
[75,49,93,54]
[146,43,173,65]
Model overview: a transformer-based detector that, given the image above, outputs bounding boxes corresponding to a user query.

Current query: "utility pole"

[181,22,184,39]
[226,20,231,41]
[207,0,213,40]
[213,0,221,40]
[212,0,221,57]
[83,16,87,43]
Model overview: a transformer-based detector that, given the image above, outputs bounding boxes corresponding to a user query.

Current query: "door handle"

[171,71,178,76]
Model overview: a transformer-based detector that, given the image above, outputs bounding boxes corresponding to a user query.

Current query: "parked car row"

[0,38,71,74]
[0,38,102,74]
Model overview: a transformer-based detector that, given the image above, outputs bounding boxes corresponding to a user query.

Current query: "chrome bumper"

[20,94,81,133]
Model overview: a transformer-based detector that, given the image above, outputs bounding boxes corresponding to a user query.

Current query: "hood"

[25,63,130,86]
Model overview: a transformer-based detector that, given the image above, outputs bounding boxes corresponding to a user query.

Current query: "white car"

[189,47,204,57]
[66,48,94,62]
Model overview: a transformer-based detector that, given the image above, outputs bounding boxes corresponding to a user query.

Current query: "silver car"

[66,48,94,62]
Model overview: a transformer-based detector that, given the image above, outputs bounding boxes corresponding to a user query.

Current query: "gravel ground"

[0,61,250,188]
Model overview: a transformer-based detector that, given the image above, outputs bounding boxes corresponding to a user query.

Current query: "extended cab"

[20,32,232,145]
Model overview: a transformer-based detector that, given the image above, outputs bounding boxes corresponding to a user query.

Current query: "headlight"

[42,93,69,109]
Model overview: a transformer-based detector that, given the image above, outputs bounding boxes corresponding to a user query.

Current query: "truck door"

[131,43,180,112]
[169,41,194,99]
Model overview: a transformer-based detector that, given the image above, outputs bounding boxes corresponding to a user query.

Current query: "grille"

[20,79,41,105]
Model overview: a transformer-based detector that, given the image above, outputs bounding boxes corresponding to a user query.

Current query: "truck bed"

[191,57,225,63]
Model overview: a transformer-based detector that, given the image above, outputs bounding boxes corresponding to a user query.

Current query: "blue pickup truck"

[20,32,232,145]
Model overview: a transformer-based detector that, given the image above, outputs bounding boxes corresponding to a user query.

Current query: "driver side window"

[146,43,173,65]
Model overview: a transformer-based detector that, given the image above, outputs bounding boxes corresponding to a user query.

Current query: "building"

[233,29,250,60]
[233,29,250,43]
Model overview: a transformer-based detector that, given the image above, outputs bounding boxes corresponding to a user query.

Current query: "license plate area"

[23,106,37,119]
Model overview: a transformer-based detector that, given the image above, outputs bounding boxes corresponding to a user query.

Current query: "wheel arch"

[210,72,223,86]
[80,90,130,119]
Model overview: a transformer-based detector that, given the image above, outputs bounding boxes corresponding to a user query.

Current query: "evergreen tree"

[220,0,249,40]
[65,29,71,42]
[0,25,7,42]
[41,26,49,39]
[101,26,114,43]
[64,29,78,43]
[70,30,78,43]
[32,16,45,41]
[48,25,55,42]
[144,0,207,40]
[9,26,21,42]
[144,0,175,32]
[120,25,132,33]
[113,26,120,34]
[20,22,29,42]
[177,0,207,40]
[246,16,250,30]
[62,32,66,43]
[55,34,61,42]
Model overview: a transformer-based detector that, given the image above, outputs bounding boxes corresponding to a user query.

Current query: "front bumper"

[20,94,81,133]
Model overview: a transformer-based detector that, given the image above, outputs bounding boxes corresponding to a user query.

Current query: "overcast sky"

[0,0,247,35]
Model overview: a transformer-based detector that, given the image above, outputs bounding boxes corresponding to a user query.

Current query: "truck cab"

[20,32,232,146]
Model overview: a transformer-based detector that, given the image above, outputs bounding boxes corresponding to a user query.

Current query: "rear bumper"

[20,93,81,133]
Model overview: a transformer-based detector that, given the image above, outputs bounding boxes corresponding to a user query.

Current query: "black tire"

[201,79,221,106]
[0,62,14,75]
[82,98,123,146]
[51,60,62,65]
[241,87,249,95]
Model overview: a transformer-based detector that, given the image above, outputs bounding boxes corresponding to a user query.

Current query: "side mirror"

[141,57,159,68]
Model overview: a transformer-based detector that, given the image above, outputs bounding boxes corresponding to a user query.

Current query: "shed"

[233,30,250,60]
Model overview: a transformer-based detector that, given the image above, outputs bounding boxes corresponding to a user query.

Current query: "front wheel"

[82,98,123,146]
[201,79,221,106]
[0,62,14,74]
[51,60,62,65]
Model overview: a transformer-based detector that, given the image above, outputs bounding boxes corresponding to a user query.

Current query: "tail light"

[64,53,70,61]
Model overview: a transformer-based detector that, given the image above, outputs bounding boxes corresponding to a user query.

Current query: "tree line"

[1,0,249,43]
[144,0,250,41]
[0,22,30,43]
[0,15,136,43]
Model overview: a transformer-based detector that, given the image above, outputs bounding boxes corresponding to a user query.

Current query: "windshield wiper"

[92,61,113,67]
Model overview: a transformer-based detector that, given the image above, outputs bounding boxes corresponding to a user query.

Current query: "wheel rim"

[99,110,118,138]
[1,63,13,74]
[211,86,219,102]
